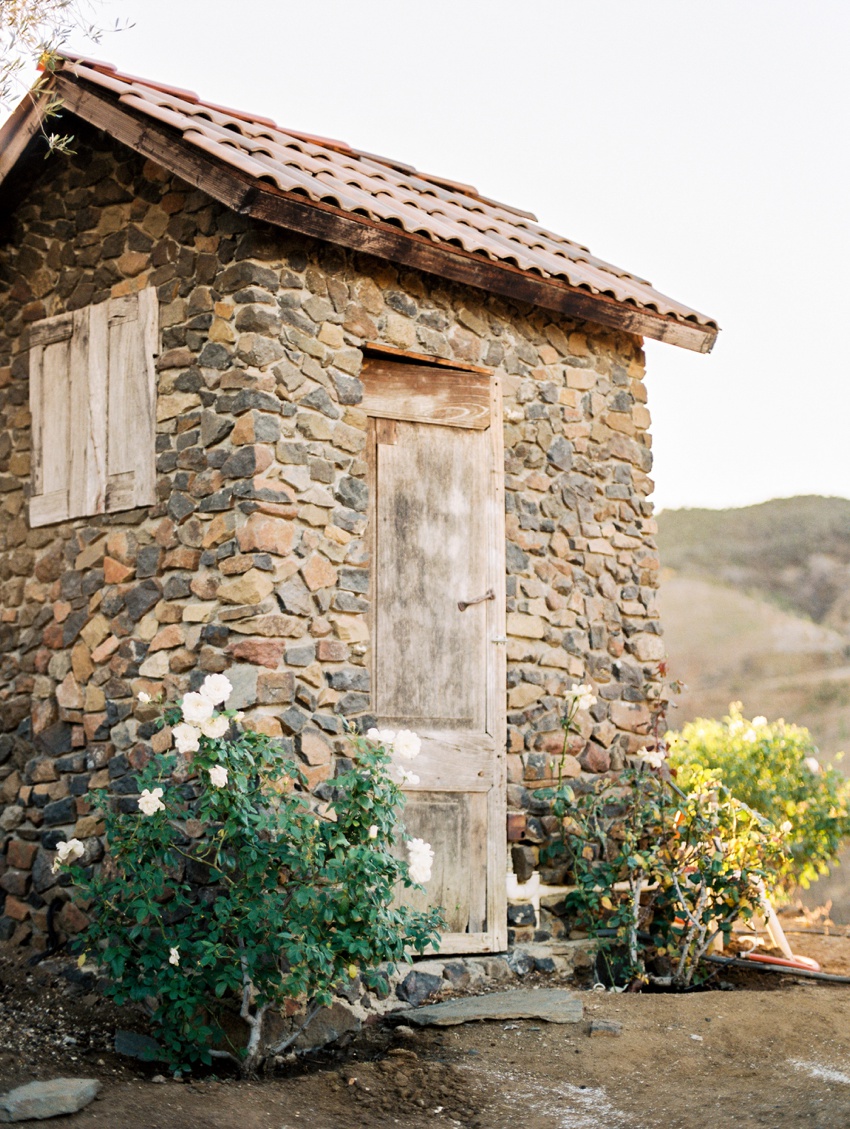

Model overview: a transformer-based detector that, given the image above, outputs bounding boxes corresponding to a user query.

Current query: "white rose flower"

[200,715,229,740]
[169,946,180,966]
[634,748,665,769]
[208,764,229,788]
[752,716,767,728]
[406,838,434,884]
[804,757,821,775]
[199,673,233,706]
[398,767,420,786]
[51,838,85,873]
[138,787,165,816]
[137,691,151,704]
[366,727,396,745]
[569,683,597,712]
[173,723,201,755]
[368,825,378,839]
[393,729,421,760]
[181,692,215,725]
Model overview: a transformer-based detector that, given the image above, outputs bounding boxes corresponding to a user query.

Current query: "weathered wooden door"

[364,358,507,954]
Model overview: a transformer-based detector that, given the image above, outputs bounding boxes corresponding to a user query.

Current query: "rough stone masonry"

[0,122,663,947]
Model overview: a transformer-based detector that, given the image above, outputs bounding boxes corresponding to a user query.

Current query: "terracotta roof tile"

[3,55,718,346]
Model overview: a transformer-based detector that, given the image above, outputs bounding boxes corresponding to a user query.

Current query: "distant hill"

[656,496,850,914]
[657,496,850,627]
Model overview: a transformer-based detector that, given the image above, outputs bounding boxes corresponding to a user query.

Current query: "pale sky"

[8,0,850,512]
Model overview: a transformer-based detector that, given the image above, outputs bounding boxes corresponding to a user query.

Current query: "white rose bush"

[58,674,443,1076]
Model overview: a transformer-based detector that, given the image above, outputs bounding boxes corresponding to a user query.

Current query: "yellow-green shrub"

[668,704,850,892]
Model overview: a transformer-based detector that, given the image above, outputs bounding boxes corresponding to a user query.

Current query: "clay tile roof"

[0,56,718,352]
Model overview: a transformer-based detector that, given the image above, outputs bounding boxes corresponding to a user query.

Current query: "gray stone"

[589,1019,623,1037]
[114,1029,164,1060]
[293,1001,361,1050]
[397,970,444,1007]
[396,988,583,1027]
[224,663,259,710]
[0,1078,101,1122]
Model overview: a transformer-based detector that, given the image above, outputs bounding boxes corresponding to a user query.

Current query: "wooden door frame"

[364,361,507,954]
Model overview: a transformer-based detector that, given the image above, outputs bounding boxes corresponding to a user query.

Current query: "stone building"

[0,58,718,953]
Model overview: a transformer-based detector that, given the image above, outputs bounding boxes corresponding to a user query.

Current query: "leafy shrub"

[538,758,785,988]
[668,704,850,892]
[62,678,442,1075]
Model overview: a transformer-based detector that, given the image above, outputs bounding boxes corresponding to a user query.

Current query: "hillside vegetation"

[658,495,850,627]
[657,495,850,914]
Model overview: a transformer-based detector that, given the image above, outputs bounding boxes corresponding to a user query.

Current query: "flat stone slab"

[0,1078,101,1122]
[396,988,583,1027]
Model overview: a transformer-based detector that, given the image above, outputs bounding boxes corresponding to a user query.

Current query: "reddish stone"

[229,639,286,669]
[57,900,90,935]
[256,672,295,704]
[42,622,64,649]
[507,813,527,842]
[105,530,138,565]
[148,624,185,652]
[236,513,295,556]
[316,639,348,662]
[90,635,121,664]
[163,547,202,570]
[6,839,38,870]
[3,895,30,921]
[83,712,107,741]
[53,600,72,623]
[298,730,332,766]
[301,554,338,592]
[580,744,611,774]
[103,556,135,584]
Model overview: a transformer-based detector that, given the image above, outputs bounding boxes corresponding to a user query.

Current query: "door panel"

[370,370,506,954]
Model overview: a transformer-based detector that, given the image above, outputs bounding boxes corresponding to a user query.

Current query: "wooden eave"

[2,74,718,354]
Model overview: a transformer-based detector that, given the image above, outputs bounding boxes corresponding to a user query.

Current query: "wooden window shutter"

[28,289,158,527]
[105,289,158,512]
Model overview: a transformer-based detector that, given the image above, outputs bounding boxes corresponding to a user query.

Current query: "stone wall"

[0,124,663,946]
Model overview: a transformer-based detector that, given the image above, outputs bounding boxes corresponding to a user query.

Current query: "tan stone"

[334,615,369,643]
[56,673,84,710]
[74,815,105,838]
[80,614,110,651]
[183,603,217,623]
[218,569,275,606]
[75,538,106,570]
[299,730,332,766]
[300,554,338,592]
[151,726,173,754]
[507,613,546,640]
[90,635,121,664]
[202,512,237,548]
[566,369,596,391]
[245,715,283,738]
[84,683,106,712]
[157,392,199,422]
[71,642,94,684]
[630,633,665,662]
[227,614,303,637]
[608,700,651,734]
[139,651,170,678]
[508,682,544,710]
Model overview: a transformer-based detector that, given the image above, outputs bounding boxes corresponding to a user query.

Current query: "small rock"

[0,1078,101,1122]
[114,1029,163,1061]
[151,1075,166,1085]
[393,1025,417,1042]
[589,1019,622,1038]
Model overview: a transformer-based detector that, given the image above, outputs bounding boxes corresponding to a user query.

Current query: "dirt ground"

[3,928,850,1129]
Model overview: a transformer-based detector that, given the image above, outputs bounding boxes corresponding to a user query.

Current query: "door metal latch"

[458,588,495,612]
